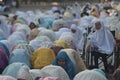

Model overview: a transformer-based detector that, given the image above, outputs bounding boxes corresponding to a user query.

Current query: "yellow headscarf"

[54,40,69,49]
[31,48,55,69]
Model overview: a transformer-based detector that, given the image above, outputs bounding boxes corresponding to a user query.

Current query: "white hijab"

[30,69,50,80]
[59,32,76,50]
[89,19,115,54]
[0,16,10,38]
[74,69,107,80]
[70,24,84,51]
[55,28,71,40]
[17,66,33,80]
[41,65,70,80]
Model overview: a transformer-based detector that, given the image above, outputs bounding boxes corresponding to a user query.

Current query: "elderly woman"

[88,19,115,72]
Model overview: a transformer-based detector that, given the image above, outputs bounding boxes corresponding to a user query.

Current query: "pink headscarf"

[0,75,16,80]
[39,77,61,80]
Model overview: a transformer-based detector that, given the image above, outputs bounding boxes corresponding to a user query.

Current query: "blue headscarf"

[0,42,10,56]
[2,62,29,78]
[0,37,5,40]
[52,51,77,80]
[9,49,31,68]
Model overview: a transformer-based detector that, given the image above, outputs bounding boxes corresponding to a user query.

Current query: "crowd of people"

[0,0,120,80]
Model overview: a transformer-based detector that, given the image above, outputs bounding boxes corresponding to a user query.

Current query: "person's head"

[13,15,18,21]
[29,22,36,30]
[70,24,77,33]
[35,77,41,80]
[58,58,66,67]
[95,21,101,30]
[50,46,63,56]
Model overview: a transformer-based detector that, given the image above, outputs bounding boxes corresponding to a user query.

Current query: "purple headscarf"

[0,46,8,73]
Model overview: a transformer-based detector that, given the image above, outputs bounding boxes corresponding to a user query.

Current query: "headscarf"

[59,32,76,50]
[55,28,71,40]
[29,40,41,50]
[70,24,84,51]
[52,51,77,80]
[34,16,52,29]
[0,46,8,74]
[0,42,10,56]
[54,40,69,49]
[13,44,34,55]
[9,49,31,67]
[28,28,40,41]
[0,16,10,38]
[38,29,55,42]
[31,48,55,69]
[17,66,33,80]
[88,19,115,54]
[2,62,29,78]
[0,29,6,40]
[30,69,50,80]
[15,24,31,36]
[11,31,27,41]
[10,23,22,34]
[35,36,52,42]
[60,49,86,73]
[39,77,61,80]
[0,75,17,80]
[8,31,27,50]
[73,69,107,80]
[38,41,53,49]
[50,45,63,56]
[41,65,70,80]
[35,35,53,48]
[0,40,11,54]
[52,19,66,31]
